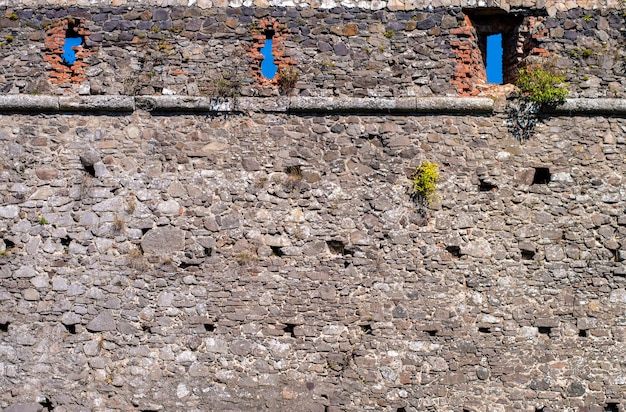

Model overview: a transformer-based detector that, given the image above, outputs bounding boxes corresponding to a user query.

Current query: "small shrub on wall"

[516,63,567,107]
[410,161,440,204]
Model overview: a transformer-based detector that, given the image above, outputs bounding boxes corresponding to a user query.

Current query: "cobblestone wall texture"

[0,106,625,412]
[1,1,626,412]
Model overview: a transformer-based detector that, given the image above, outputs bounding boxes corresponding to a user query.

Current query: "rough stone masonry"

[0,0,626,411]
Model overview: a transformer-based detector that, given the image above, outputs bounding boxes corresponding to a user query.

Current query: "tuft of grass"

[38,216,49,225]
[211,72,241,99]
[276,66,299,95]
[285,165,302,181]
[113,214,126,234]
[129,247,149,271]
[383,29,394,39]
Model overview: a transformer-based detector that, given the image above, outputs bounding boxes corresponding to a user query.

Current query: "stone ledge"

[545,99,626,115]
[1,96,626,116]
[0,95,59,111]
[58,96,135,112]
[288,96,494,113]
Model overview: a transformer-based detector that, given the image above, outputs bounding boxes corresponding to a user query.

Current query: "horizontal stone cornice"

[1,95,626,116]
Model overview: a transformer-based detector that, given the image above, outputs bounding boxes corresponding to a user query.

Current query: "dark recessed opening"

[261,29,277,80]
[464,8,525,84]
[446,245,461,257]
[327,240,345,255]
[613,249,623,262]
[426,330,438,336]
[478,327,490,333]
[141,228,150,235]
[39,397,53,410]
[283,323,296,338]
[204,324,215,332]
[605,403,619,412]
[521,250,535,260]
[270,246,284,257]
[204,247,213,257]
[84,164,95,177]
[479,180,498,192]
[535,408,545,412]
[579,329,588,337]
[361,324,372,334]
[65,324,76,334]
[142,324,151,333]
[397,408,407,412]
[60,236,71,247]
[0,322,8,332]
[538,326,552,335]
[62,19,83,67]
[532,167,551,185]
[3,239,15,249]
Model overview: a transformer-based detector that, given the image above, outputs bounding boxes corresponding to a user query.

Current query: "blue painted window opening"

[486,33,503,84]
[62,36,82,66]
[62,20,83,66]
[260,30,277,80]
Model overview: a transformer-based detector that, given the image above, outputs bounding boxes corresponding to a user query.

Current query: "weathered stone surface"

[0,205,20,219]
[3,403,43,412]
[141,227,185,254]
[80,150,101,168]
[86,311,116,332]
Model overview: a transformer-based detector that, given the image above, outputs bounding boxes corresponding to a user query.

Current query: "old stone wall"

[0,97,625,411]
[0,1,626,411]
[0,4,625,98]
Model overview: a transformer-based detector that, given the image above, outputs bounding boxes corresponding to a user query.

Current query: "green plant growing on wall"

[507,62,567,141]
[410,161,440,205]
[383,29,394,39]
[277,66,299,95]
[38,216,49,225]
[211,71,241,99]
[516,63,567,107]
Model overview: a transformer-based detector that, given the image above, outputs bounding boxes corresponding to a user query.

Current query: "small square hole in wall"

[538,326,552,335]
[479,180,498,192]
[521,250,535,260]
[605,403,619,412]
[578,329,588,337]
[532,167,551,185]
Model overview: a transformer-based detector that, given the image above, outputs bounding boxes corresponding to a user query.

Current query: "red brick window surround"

[248,18,295,86]
[44,18,92,84]
[451,9,549,96]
